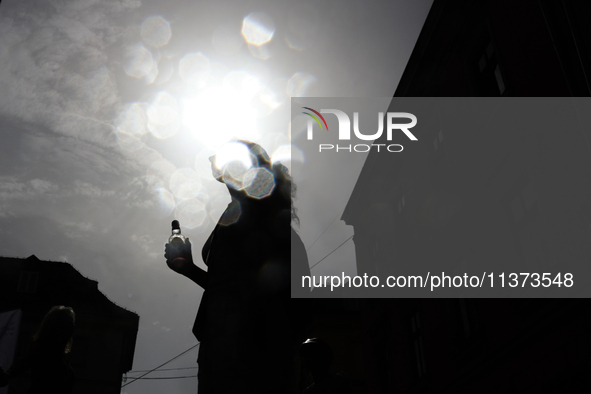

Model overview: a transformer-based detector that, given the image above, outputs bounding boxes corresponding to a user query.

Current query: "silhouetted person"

[299,338,352,394]
[0,306,75,394]
[165,140,296,393]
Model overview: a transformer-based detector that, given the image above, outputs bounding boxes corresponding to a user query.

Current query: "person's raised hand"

[164,238,195,277]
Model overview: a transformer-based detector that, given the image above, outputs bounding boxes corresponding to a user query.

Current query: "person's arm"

[164,238,208,289]
[176,261,208,289]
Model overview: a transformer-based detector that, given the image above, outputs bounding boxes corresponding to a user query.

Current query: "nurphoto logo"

[302,107,418,152]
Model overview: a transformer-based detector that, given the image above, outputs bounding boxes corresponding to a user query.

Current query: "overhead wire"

[126,366,197,374]
[121,343,200,388]
[309,234,354,270]
[305,208,344,252]
[126,375,198,380]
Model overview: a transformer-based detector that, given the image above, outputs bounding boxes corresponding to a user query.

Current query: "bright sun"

[182,73,262,150]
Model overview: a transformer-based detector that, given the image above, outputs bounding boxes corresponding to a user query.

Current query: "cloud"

[0,171,156,220]
[0,4,115,136]
[62,220,96,239]
[131,233,157,257]
[0,176,59,200]
[73,180,116,198]
[30,178,59,193]
[0,0,159,175]
[0,210,15,218]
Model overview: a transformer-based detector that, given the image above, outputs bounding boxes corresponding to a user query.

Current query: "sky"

[0,0,433,392]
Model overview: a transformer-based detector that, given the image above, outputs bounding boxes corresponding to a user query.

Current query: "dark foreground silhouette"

[0,306,75,394]
[165,140,299,393]
[300,338,352,394]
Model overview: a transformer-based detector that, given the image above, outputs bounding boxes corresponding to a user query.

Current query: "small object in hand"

[169,220,187,245]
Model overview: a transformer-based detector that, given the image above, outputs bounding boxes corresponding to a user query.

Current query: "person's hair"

[236,140,299,225]
[33,306,75,354]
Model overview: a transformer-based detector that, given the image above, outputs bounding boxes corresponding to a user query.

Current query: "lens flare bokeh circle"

[241,12,275,46]
[141,16,172,48]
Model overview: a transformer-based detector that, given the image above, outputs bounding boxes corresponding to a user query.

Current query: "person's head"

[208,139,298,224]
[299,338,333,377]
[34,306,75,353]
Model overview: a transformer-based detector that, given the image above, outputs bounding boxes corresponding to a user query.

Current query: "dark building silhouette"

[344,0,591,285]
[394,0,591,97]
[341,0,591,393]
[0,255,139,394]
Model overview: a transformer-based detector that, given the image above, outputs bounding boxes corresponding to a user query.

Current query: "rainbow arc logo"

[300,104,418,153]
[302,107,328,131]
